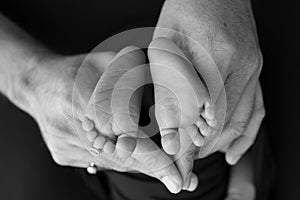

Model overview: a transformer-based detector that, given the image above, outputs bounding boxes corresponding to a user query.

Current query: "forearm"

[0,13,52,111]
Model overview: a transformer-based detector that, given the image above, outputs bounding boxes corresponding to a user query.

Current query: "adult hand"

[22,52,114,168]
[0,12,183,193]
[23,51,183,193]
[151,0,264,187]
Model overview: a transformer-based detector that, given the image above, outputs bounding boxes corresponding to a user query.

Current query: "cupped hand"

[24,52,115,168]
[151,0,265,190]
[25,50,183,193]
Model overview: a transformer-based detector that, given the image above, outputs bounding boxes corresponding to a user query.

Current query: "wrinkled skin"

[24,51,183,193]
[151,0,265,195]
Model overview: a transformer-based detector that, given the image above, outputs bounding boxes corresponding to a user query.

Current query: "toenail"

[94,137,106,149]
[87,131,98,142]
[187,174,198,192]
[161,176,180,194]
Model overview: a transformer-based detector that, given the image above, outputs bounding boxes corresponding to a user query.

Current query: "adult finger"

[225,83,265,165]
[209,66,259,154]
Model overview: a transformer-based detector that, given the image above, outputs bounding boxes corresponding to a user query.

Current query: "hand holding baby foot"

[152,0,264,165]
[80,46,183,194]
[148,38,218,156]
[84,46,146,158]
[148,38,220,192]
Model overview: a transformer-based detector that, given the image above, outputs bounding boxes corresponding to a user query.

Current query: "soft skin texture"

[148,38,214,191]
[84,46,146,159]
[0,0,265,195]
[151,0,265,196]
[148,38,217,155]
[81,46,197,192]
[153,0,264,162]
[0,13,183,194]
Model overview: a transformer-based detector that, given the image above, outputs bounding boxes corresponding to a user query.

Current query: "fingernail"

[162,131,180,155]
[162,131,177,144]
[227,154,241,165]
[161,176,180,194]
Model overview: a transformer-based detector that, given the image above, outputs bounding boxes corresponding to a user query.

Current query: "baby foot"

[81,116,184,194]
[82,116,116,154]
[148,38,218,155]
[84,46,146,158]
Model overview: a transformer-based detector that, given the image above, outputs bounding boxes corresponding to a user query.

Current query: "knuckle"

[228,122,245,139]
[245,50,263,76]
[212,39,237,70]
[236,121,248,130]
[254,50,264,70]
[230,128,242,139]
[232,120,246,130]
[252,50,263,67]
[185,146,197,161]
[245,135,256,146]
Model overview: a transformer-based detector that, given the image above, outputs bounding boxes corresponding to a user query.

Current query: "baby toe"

[87,131,98,142]
[82,116,95,132]
[161,128,180,155]
[185,125,204,147]
[116,135,137,158]
[202,101,218,128]
[103,140,115,154]
[93,136,106,149]
[196,118,212,137]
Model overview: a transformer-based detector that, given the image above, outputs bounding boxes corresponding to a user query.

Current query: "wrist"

[4,50,62,114]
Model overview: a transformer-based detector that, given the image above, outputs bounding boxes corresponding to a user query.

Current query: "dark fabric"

[105,153,229,200]
[252,127,275,200]
[78,169,111,200]
[99,82,230,200]
[80,125,272,200]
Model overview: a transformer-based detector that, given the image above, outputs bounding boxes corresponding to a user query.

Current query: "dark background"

[0,0,299,199]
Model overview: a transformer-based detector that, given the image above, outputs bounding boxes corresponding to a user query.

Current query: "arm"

[0,13,50,112]
[0,13,183,193]
[0,12,100,167]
